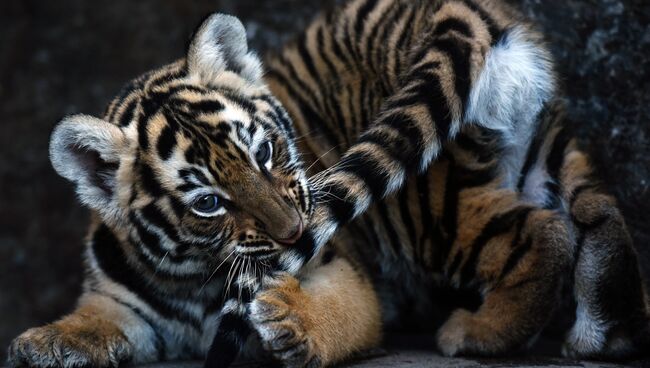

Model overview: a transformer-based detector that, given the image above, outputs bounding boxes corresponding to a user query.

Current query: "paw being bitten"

[250,275,322,368]
[8,319,132,368]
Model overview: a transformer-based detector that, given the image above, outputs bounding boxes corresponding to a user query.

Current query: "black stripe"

[126,233,205,282]
[106,72,150,121]
[497,212,531,281]
[376,3,406,86]
[546,127,572,181]
[280,53,326,113]
[398,185,418,252]
[118,99,138,127]
[321,249,337,266]
[296,34,327,96]
[401,70,452,140]
[139,204,187,248]
[91,225,203,330]
[394,7,416,79]
[318,181,356,224]
[129,212,172,260]
[354,0,380,37]
[157,124,177,161]
[185,100,225,114]
[517,125,548,191]
[377,201,403,256]
[147,66,187,90]
[328,16,355,71]
[344,84,357,146]
[216,88,257,113]
[429,36,472,107]
[456,165,497,188]
[293,230,317,261]
[458,207,533,286]
[91,288,167,361]
[297,179,308,213]
[177,183,199,192]
[178,168,210,186]
[461,0,503,44]
[162,85,206,98]
[139,162,164,197]
[416,174,435,266]
[137,106,153,151]
[364,0,398,72]
[446,251,464,278]
[544,127,573,208]
[337,150,392,199]
[266,70,341,152]
[455,131,499,163]
[203,311,251,368]
[436,158,459,270]
[315,26,339,77]
[358,78,371,136]
[257,95,294,139]
[359,111,424,167]
[433,18,473,38]
[342,16,361,67]
[499,237,533,282]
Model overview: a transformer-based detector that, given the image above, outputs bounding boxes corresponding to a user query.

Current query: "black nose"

[275,220,303,245]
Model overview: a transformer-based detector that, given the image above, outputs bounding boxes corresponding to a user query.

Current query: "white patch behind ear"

[187,13,263,84]
[50,114,128,221]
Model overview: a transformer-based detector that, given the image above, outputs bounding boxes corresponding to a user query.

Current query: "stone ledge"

[134,350,648,368]
[4,345,647,368]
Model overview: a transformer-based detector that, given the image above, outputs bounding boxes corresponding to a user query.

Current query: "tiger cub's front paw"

[8,318,132,368]
[250,275,322,368]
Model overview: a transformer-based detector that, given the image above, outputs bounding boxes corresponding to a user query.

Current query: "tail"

[279,23,555,271]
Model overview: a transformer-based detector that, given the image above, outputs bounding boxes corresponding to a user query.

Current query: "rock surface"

[0,0,649,365]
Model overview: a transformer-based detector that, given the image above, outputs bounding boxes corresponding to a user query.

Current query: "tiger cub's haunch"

[8,0,650,367]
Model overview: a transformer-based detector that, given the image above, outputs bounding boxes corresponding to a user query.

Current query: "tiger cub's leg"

[250,254,382,368]
[559,143,650,359]
[8,292,160,367]
[436,190,572,356]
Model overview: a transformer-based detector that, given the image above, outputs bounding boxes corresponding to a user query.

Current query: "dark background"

[1,0,648,362]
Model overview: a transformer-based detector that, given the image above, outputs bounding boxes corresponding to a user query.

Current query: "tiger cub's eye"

[255,141,272,166]
[191,194,221,216]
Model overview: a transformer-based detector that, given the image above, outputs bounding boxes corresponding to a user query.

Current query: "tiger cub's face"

[49,15,312,270]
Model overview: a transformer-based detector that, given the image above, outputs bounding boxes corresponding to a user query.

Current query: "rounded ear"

[50,114,128,216]
[187,13,263,84]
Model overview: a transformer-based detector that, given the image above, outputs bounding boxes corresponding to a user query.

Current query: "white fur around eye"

[190,194,227,217]
[191,206,227,218]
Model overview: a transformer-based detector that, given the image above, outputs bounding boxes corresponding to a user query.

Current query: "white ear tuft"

[187,13,263,84]
[50,114,128,218]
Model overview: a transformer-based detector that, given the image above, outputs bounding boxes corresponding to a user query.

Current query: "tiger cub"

[255,0,650,364]
[8,1,649,368]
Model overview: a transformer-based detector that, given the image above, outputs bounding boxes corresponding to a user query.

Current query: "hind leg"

[560,147,649,359]
[436,191,573,356]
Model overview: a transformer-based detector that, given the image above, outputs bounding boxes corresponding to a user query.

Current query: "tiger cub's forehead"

[154,87,267,146]
[140,86,272,177]
[111,85,272,201]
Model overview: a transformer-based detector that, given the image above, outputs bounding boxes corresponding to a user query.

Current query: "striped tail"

[279,24,555,270]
